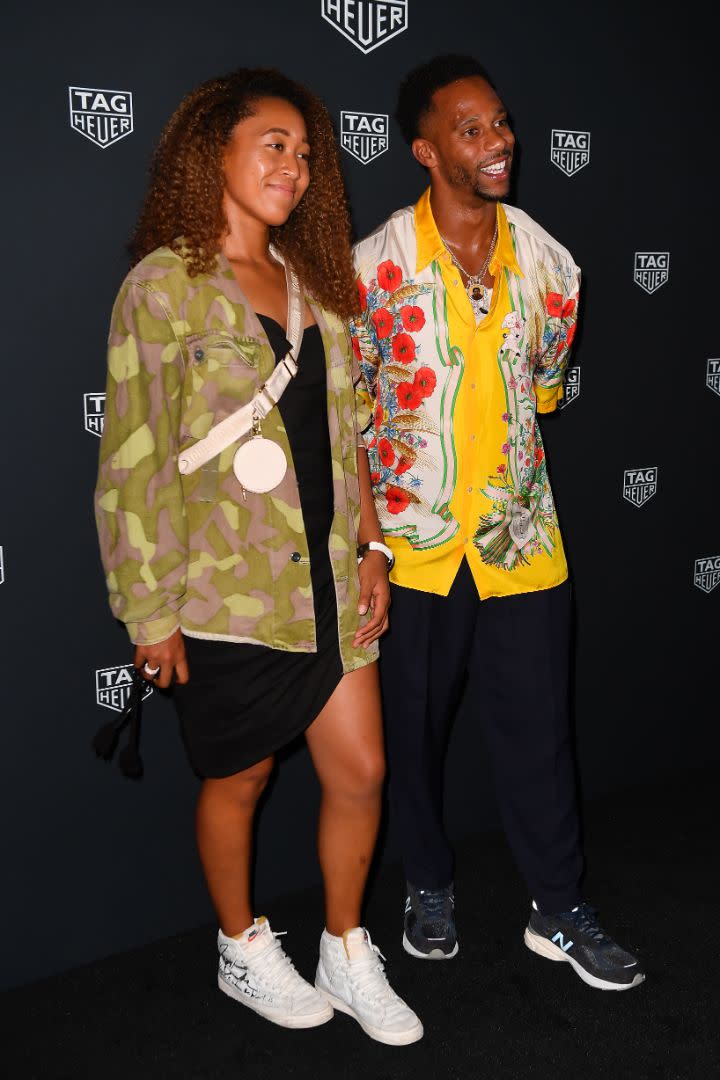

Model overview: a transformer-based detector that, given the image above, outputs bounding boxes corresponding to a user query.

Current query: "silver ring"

[143,662,161,677]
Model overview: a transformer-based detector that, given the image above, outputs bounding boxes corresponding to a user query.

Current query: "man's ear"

[412,137,437,170]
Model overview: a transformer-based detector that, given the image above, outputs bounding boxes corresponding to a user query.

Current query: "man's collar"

[414,187,523,278]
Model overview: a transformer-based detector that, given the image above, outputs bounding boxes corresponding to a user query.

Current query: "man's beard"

[449,162,506,203]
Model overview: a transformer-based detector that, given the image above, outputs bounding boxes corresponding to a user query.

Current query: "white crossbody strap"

[178,250,304,476]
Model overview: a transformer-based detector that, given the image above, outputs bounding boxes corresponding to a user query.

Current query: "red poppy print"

[546,292,563,318]
[386,485,411,515]
[392,333,416,365]
[562,297,576,318]
[377,260,403,293]
[367,436,377,449]
[400,305,426,332]
[374,403,384,428]
[396,381,424,410]
[395,457,413,476]
[378,437,395,467]
[372,307,393,339]
[351,335,362,362]
[414,366,436,398]
[565,322,577,348]
[534,446,545,467]
[357,279,368,312]
[370,471,381,484]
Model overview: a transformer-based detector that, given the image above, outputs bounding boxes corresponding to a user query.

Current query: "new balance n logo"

[551,931,574,952]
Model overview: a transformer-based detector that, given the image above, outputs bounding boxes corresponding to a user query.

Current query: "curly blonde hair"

[130,69,358,318]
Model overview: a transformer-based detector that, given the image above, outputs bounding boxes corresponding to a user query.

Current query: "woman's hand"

[134,628,189,689]
[353,552,391,649]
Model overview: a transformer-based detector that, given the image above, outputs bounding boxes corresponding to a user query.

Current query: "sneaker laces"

[243,930,306,995]
[347,933,407,1016]
[564,903,609,944]
[416,886,452,921]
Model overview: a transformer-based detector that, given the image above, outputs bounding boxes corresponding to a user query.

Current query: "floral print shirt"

[350,189,580,598]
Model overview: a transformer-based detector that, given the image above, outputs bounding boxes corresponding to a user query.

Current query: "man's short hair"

[395,55,496,146]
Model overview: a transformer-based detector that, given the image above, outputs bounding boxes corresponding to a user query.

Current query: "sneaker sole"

[315,985,423,1046]
[523,928,645,991]
[402,932,459,960]
[218,973,334,1027]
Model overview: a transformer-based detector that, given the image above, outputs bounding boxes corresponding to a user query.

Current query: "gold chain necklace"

[440,221,499,318]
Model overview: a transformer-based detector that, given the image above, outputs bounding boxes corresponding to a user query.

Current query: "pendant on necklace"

[468,281,489,316]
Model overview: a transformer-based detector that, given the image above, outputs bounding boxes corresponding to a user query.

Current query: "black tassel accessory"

[91,666,147,780]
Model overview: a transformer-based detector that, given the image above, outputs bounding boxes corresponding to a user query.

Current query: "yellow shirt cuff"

[536,384,561,414]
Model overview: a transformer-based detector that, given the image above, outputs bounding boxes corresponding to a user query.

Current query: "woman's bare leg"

[195,757,275,936]
[305,662,385,936]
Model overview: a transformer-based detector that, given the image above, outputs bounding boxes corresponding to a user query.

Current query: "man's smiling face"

[417,76,515,202]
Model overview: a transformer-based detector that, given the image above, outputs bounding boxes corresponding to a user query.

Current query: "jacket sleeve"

[94,279,188,645]
[534,263,581,414]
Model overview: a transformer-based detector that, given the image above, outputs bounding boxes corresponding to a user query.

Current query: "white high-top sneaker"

[218,916,333,1028]
[315,927,423,1045]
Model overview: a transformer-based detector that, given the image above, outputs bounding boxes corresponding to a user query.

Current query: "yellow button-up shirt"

[352,190,580,599]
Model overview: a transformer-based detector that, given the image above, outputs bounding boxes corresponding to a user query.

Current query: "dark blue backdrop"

[1,0,717,989]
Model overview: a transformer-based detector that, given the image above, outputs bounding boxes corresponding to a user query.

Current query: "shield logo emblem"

[321,0,408,53]
[69,87,133,149]
[623,467,658,508]
[694,556,720,594]
[634,252,670,294]
[96,664,153,713]
[706,359,720,398]
[550,130,591,177]
[84,392,105,437]
[558,366,580,409]
[340,111,389,164]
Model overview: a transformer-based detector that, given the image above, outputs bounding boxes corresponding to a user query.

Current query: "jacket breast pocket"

[187,331,261,370]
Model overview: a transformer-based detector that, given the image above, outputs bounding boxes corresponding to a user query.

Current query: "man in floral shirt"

[351,55,644,991]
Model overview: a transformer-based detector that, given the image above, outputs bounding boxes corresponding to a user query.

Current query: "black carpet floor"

[5,768,718,1080]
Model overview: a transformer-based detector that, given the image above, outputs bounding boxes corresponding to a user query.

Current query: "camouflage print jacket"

[95,246,377,673]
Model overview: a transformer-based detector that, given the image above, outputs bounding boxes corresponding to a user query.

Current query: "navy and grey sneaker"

[402,882,459,959]
[524,901,645,991]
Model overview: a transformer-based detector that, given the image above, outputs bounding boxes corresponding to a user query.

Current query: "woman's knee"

[207,756,275,806]
[326,750,386,801]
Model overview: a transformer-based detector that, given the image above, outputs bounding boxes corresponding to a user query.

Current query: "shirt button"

[194,348,205,361]
[452,279,460,286]
[290,551,301,562]
[470,382,476,390]
[470,434,476,441]
[467,486,473,494]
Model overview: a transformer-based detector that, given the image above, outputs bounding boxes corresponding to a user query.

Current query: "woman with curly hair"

[95,69,422,1045]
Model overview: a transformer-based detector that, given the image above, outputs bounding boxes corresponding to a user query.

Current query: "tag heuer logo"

[558,366,580,409]
[550,130,591,177]
[84,392,105,437]
[0,546,4,586]
[634,252,669,294]
[96,664,153,713]
[694,555,720,594]
[321,0,408,54]
[340,111,389,164]
[707,358,720,398]
[623,467,658,508]
[69,87,133,149]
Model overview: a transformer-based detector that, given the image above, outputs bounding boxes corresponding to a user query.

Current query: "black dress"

[174,317,344,778]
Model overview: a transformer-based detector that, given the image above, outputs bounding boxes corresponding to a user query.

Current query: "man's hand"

[353,551,391,649]
[134,627,189,689]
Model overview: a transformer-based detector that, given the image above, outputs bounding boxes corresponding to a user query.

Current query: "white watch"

[357,540,395,571]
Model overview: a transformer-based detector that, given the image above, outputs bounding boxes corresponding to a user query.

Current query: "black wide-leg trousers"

[379,557,584,915]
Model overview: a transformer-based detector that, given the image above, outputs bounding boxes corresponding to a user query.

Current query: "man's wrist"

[357,540,395,571]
